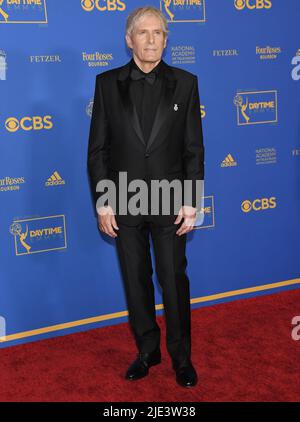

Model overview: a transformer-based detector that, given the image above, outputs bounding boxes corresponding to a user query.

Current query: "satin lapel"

[117,62,146,147]
[146,75,177,152]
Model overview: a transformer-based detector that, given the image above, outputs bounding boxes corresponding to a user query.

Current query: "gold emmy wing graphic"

[234,94,250,124]
[0,0,9,22]
[10,223,31,254]
[163,0,175,21]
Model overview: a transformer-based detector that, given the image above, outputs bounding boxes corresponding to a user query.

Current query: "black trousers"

[115,217,192,368]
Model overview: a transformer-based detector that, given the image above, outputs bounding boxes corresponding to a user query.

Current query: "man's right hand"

[97,205,119,238]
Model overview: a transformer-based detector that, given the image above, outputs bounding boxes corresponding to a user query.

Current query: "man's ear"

[125,34,133,49]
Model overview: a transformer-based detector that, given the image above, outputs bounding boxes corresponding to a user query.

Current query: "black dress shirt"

[129,58,164,145]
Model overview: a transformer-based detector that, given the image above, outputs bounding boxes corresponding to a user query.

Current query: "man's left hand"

[174,205,197,236]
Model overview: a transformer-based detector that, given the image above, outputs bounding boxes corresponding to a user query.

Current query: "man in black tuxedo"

[87,6,204,388]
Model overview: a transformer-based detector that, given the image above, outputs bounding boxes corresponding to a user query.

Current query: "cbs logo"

[241,197,276,213]
[5,116,53,132]
[234,0,272,10]
[81,0,126,12]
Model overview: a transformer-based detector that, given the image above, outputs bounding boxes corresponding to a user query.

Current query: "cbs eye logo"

[234,0,272,10]
[81,0,126,12]
[241,197,276,213]
[5,116,53,132]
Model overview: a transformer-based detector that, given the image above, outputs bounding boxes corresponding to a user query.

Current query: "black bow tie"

[130,67,156,85]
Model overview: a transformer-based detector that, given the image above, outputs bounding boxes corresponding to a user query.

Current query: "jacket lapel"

[117,59,177,151]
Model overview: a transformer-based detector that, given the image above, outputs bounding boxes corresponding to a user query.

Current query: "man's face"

[126,14,167,64]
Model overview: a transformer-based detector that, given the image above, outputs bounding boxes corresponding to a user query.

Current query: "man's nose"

[148,33,155,44]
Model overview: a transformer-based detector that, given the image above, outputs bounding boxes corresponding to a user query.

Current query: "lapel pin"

[174,104,179,111]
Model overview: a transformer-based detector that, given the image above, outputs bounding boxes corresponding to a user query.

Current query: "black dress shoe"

[175,363,198,388]
[125,350,161,381]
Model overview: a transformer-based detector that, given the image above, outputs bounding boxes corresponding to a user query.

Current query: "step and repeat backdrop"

[0,0,300,347]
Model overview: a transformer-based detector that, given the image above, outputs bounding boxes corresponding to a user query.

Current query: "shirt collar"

[130,58,163,78]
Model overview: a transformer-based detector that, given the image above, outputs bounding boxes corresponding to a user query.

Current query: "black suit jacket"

[87,59,205,226]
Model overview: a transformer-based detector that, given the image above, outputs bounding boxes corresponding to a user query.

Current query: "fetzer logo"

[0,0,48,24]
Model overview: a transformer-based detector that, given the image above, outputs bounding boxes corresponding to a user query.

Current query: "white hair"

[126,6,169,38]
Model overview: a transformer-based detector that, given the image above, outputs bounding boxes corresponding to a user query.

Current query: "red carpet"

[1,288,300,402]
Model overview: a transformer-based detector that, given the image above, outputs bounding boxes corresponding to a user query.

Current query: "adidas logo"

[221,154,237,167]
[45,171,65,186]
